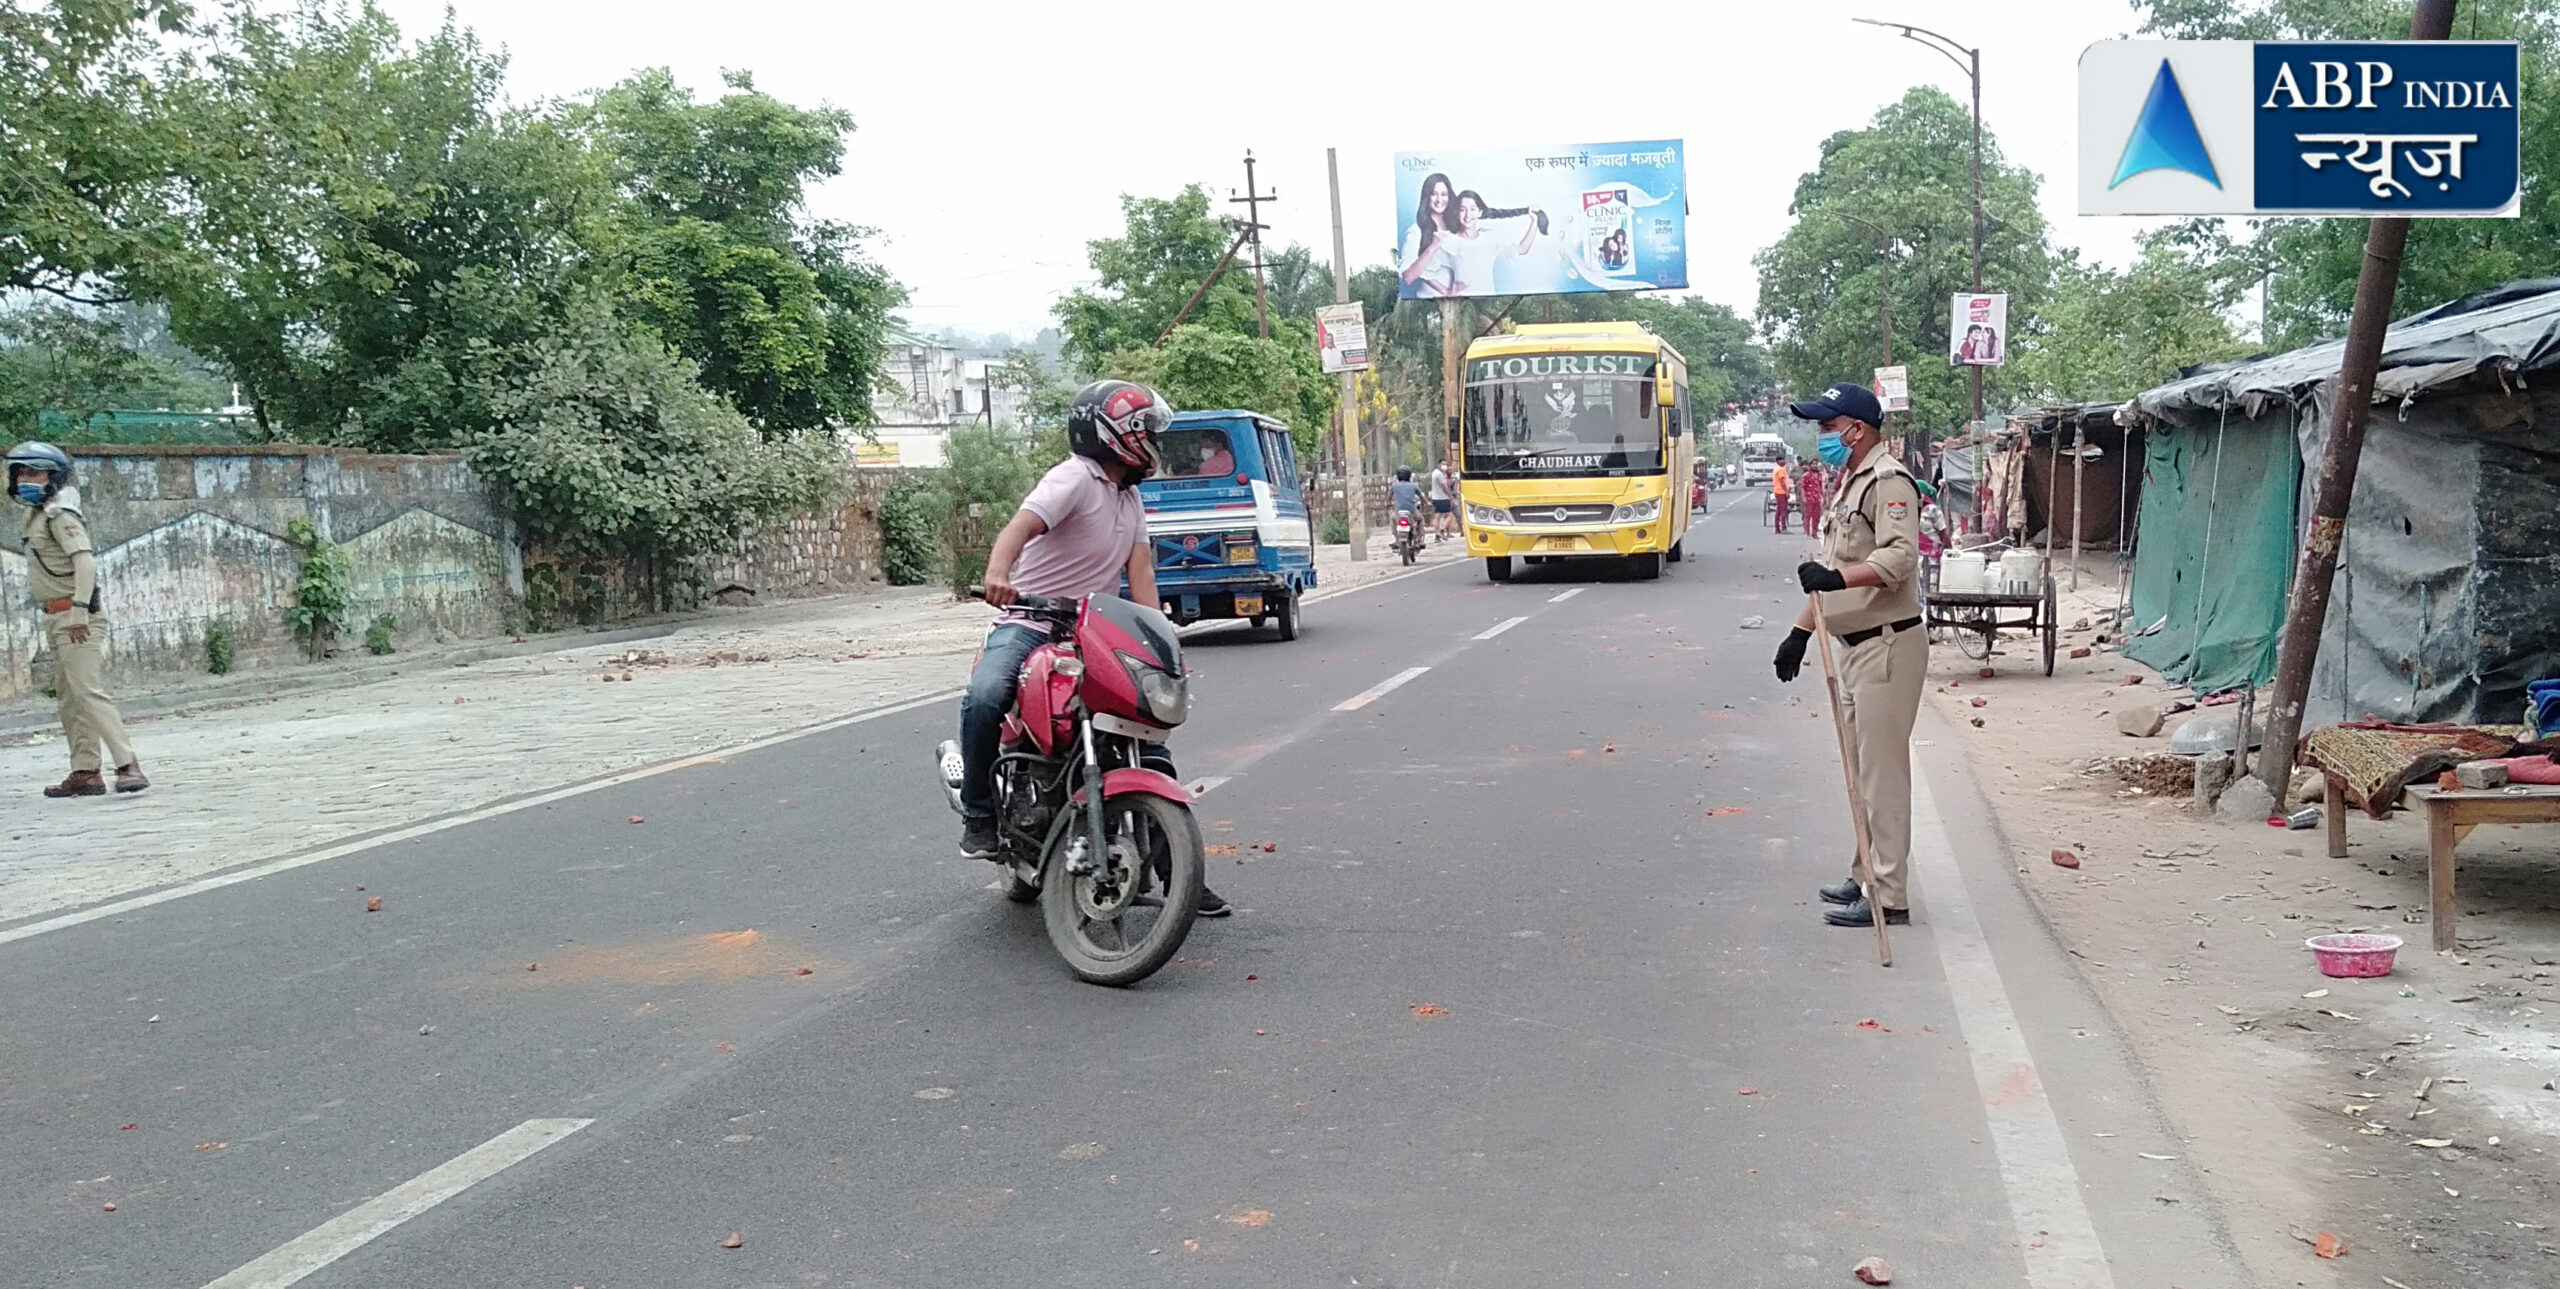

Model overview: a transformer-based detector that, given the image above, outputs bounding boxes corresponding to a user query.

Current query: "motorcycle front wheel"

[1042,793,1203,986]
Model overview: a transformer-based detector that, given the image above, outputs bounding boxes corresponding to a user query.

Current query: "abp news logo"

[2079,40,2519,217]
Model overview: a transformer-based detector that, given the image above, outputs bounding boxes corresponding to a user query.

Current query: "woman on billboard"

[1441,191,1544,296]
[1399,174,1460,298]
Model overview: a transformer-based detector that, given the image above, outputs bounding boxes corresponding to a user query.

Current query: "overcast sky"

[376,0,2171,338]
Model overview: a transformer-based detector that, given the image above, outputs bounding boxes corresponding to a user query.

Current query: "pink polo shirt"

[1002,456,1146,621]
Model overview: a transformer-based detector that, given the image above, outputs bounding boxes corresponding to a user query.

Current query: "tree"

[0,0,195,303]
[1754,86,2054,436]
[576,69,902,435]
[1625,296,1772,411]
[2139,0,2560,348]
[1054,186,1258,373]
[1104,322,1333,461]
[2012,235,2253,403]
[0,305,226,435]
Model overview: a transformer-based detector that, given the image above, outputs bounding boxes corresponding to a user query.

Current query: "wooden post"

[1440,297,1464,467]
[2070,420,2086,591]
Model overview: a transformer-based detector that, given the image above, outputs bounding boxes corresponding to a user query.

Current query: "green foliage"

[878,472,938,586]
[2013,235,2254,403]
[0,305,226,436]
[1320,510,1351,545]
[363,612,398,655]
[283,517,354,658]
[930,422,1045,596]
[1105,323,1333,462]
[1623,296,1771,410]
[577,69,903,436]
[2139,0,2560,348]
[0,0,195,303]
[1755,87,2053,435]
[1055,186,1263,374]
[204,616,236,675]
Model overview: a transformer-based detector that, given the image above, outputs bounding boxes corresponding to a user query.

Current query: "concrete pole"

[2255,0,2458,802]
[2069,421,2086,591]
[1326,148,1366,560]
[1440,295,1464,478]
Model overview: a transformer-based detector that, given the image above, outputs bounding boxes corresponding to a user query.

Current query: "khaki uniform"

[21,491,137,774]
[1815,449,1927,908]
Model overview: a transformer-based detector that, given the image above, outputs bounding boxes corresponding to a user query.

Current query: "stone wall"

[5,447,916,700]
[2,447,517,699]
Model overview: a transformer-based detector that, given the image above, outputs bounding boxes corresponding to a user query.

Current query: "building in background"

[858,329,1033,467]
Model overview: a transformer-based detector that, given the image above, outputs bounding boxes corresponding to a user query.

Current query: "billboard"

[1315,302,1369,373]
[2080,40,2520,216]
[1393,141,1688,300]
[1951,294,2008,367]
[1874,365,1910,412]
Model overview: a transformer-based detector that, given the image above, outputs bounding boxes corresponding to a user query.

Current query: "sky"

[376,0,2176,339]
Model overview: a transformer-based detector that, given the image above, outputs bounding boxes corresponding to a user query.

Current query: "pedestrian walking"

[1769,459,1792,534]
[1428,456,1457,541]
[9,441,148,798]
[1766,384,1922,929]
[1798,462,1824,536]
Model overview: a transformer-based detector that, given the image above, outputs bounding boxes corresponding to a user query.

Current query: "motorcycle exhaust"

[933,739,966,813]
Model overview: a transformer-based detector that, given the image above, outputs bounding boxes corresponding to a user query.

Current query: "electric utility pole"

[1327,147,1366,560]
[1230,152,1277,340]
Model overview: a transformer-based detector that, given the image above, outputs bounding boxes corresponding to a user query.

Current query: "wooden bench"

[2324,777,2560,951]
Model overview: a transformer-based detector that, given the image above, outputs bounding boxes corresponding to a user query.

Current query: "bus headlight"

[1466,503,1513,525]
[1612,498,1661,523]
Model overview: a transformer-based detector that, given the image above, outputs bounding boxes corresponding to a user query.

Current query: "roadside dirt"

[1934,572,2560,1289]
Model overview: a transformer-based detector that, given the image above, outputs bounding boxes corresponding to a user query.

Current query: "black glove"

[1773,626,1812,683]
[1797,560,1848,594]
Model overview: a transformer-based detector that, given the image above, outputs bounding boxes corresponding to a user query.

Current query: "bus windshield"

[1464,355,1662,477]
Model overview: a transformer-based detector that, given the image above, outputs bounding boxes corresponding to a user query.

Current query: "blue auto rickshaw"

[1137,410,1317,640]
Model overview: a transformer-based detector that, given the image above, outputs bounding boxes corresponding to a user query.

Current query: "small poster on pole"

[1950,294,2008,366]
[1873,365,1910,411]
[1316,302,1370,373]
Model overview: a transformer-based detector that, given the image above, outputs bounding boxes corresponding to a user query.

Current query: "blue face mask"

[1816,432,1851,470]
[11,482,47,507]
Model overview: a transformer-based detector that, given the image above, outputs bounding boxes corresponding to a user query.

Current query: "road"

[3,493,2251,1289]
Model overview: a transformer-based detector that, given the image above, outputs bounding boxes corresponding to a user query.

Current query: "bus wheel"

[1666,540,1684,564]
[1630,551,1663,581]
[1485,556,1513,582]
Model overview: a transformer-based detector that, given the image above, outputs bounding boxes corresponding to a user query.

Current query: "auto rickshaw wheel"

[1272,590,1301,641]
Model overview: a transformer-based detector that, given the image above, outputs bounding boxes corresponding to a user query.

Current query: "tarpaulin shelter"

[2122,278,2560,723]
[2013,404,2146,552]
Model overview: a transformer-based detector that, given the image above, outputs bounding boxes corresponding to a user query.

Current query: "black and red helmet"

[1066,380,1170,480]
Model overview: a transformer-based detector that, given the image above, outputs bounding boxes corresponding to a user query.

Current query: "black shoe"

[1819,875,1864,905]
[959,816,998,859]
[1824,897,1909,928]
[1195,888,1232,918]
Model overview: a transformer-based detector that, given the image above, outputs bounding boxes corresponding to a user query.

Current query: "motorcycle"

[935,592,1206,986]
[1391,511,1423,565]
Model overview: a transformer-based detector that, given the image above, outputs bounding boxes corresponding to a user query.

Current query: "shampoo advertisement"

[1392,140,1689,300]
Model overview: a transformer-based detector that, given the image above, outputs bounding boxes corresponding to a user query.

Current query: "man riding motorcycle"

[1389,467,1425,560]
[958,379,1228,916]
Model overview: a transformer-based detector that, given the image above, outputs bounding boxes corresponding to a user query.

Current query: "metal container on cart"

[1136,410,1317,640]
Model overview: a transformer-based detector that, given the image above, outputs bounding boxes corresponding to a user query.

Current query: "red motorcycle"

[935,592,1205,985]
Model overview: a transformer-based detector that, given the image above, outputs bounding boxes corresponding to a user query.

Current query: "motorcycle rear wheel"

[1042,793,1203,986]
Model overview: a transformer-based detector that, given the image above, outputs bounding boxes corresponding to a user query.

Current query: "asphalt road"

[4,493,2253,1288]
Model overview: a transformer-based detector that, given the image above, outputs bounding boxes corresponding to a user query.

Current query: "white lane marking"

[1332,666,1431,712]
[0,689,965,948]
[1547,588,1585,603]
[1910,773,2118,1289]
[201,1118,591,1289]
[1186,775,1232,797]
[1473,616,1529,641]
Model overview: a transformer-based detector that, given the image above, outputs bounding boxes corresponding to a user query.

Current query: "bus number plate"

[1537,537,1583,552]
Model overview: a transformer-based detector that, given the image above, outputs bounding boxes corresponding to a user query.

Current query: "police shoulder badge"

[1884,500,1910,522]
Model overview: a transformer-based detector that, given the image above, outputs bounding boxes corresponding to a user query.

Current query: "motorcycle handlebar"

[967,587,1076,616]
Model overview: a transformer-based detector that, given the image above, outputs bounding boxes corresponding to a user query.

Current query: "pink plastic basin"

[2307,933,2403,978]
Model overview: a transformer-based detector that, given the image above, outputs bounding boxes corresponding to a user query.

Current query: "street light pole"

[1857,17,1983,514]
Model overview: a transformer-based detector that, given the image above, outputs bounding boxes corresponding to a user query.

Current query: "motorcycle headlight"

[1132,664,1191,727]
[1612,498,1661,523]
[1466,502,1513,526]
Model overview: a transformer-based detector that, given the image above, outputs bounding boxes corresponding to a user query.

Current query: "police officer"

[9,442,147,797]
[1768,384,1921,929]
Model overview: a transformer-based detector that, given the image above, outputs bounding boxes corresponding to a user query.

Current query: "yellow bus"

[1456,321,1694,582]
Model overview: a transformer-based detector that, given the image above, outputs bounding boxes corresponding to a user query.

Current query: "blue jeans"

[958,621,1181,821]
[959,624,1045,820]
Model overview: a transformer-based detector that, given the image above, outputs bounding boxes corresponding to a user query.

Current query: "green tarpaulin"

[2123,407,2300,693]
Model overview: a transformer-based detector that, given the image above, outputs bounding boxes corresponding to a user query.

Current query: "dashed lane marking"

[201,1118,592,1289]
[1473,616,1529,640]
[1331,666,1431,712]
[1547,588,1585,603]
[1185,775,1233,797]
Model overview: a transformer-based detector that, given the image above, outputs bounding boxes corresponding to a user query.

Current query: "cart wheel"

[2042,576,2058,676]
[1953,609,1992,660]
